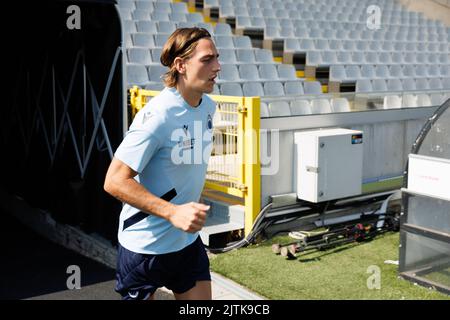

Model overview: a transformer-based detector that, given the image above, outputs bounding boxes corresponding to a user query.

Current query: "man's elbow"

[103,176,117,196]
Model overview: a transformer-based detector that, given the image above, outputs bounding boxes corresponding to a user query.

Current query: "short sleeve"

[114,114,163,173]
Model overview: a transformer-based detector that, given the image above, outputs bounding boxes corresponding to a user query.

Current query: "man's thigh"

[173,280,212,300]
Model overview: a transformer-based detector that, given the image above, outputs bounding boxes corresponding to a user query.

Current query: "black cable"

[206,191,399,254]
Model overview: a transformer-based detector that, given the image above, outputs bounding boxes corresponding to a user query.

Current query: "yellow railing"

[129,86,261,236]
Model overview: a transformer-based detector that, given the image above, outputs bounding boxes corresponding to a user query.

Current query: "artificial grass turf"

[209,232,450,300]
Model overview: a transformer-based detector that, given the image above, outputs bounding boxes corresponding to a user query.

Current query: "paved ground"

[0,212,264,300]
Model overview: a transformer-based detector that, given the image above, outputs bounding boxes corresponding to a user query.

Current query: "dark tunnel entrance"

[1,0,125,244]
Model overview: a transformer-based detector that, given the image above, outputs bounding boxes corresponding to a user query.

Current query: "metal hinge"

[237,184,248,192]
[238,106,247,113]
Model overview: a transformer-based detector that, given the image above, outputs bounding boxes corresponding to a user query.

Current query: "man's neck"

[176,83,202,108]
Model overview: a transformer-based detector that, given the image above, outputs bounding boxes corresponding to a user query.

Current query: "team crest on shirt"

[207,114,213,131]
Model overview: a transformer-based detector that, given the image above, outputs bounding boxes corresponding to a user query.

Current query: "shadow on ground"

[0,211,119,300]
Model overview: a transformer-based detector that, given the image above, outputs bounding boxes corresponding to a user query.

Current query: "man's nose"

[214,59,221,72]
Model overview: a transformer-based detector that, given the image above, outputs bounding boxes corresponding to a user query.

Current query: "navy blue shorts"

[115,236,211,300]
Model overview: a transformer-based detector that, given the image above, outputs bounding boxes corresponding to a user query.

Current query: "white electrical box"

[294,128,363,203]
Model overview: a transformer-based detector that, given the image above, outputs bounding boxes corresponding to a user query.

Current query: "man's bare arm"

[104,157,209,233]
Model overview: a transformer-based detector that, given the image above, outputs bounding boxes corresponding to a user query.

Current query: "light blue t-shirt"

[114,87,216,254]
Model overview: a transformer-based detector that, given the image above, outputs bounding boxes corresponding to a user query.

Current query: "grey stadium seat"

[127,48,152,65]
[417,94,432,107]
[387,79,403,91]
[214,36,234,48]
[132,33,155,48]
[158,21,176,34]
[220,83,243,96]
[383,95,402,109]
[260,102,270,117]
[345,65,362,80]
[154,34,169,47]
[147,65,168,82]
[311,99,332,114]
[233,36,253,49]
[132,10,150,21]
[330,65,346,81]
[218,64,240,81]
[356,79,373,92]
[415,78,429,90]
[331,98,350,112]
[151,48,162,63]
[402,78,417,91]
[263,82,285,96]
[239,65,259,81]
[290,100,312,115]
[361,65,376,79]
[441,78,450,89]
[186,12,204,23]
[303,81,322,94]
[236,49,255,63]
[243,82,264,97]
[255,49,274,63]
[284,81,304,95]
[127,64,149,86]
[277,64,297,80]
[259,64,278,80]
[214,23,232,36]
[389,65,404,79]
[145,82,165,91]
[218,49,237,64]
[268,101,291,117]
[372,79,387,91]
[375,65,390,79]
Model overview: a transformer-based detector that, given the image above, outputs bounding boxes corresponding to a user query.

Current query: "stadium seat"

[383,95,402,109]
[277,65,297,80]
[372,79,388,91]
[132,33,156,48]
[218,64,240,82]
[403,94,418,108]
[147,65,168,82]
[331,98,350,112]
[220,83,243,96]
[263,81,285,96]
[259,64,278,80]
[290,100,312,115]
[260,102,270,117]
[127,64,149,86]
[239,65,259,81]
[236,49,255,63]
[417,94,432,107]
[127,48,152,65]
[243,82,264,97]
[284,81,304,95]
[387,79,403,91]
[268,101,291,116]
[311,99,332,114]
[218,49,237,64]
[356,79,372,92]
[303,81,323,94]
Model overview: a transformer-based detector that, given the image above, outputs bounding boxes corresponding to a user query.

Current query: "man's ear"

[173,57,186,75]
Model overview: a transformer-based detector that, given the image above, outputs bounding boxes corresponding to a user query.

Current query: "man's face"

[183,38,221,94]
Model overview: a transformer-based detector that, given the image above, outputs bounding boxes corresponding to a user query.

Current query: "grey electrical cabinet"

[294,128,363,203]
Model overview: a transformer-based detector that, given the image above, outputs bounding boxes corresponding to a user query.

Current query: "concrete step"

[200,189,245,246]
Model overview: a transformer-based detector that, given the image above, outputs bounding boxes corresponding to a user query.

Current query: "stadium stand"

[118,0,450,115]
